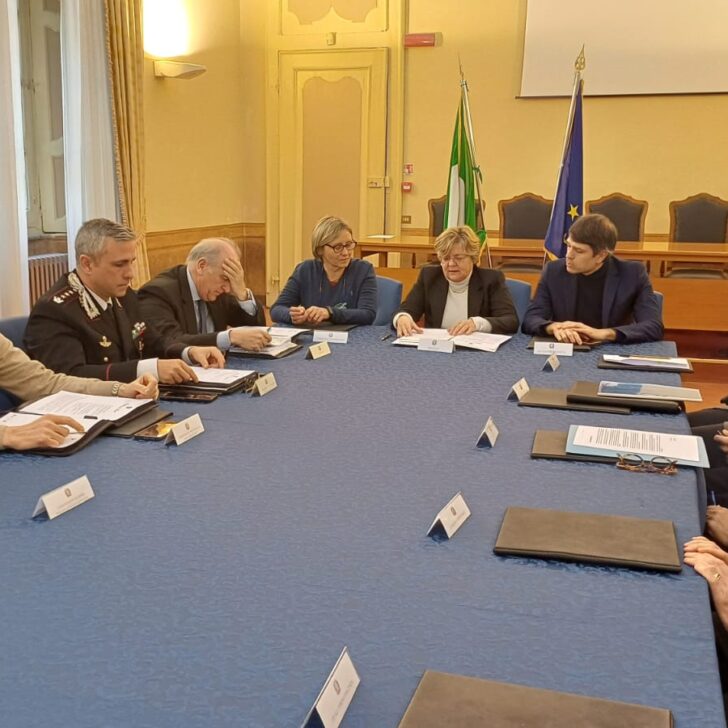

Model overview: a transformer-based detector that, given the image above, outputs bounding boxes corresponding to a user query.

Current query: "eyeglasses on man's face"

[324,241,357,254]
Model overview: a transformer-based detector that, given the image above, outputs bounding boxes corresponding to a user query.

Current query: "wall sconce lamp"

[153,60,207,80]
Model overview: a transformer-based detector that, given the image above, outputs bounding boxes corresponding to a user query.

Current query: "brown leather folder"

[567,380,681,414]
[493,506,681,572]
[531,429,616,463]
[397,670,673,727]
[518,387,631,414]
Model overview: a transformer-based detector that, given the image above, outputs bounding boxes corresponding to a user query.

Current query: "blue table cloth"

[0,328,723,727]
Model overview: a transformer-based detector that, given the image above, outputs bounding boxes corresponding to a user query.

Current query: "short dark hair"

[568,213,617,254]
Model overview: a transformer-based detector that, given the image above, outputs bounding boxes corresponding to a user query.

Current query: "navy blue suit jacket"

[521,256,663,343]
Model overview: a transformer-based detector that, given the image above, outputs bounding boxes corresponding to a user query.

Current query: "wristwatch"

[111,382,122,397]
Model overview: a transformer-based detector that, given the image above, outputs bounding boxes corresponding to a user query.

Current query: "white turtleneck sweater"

[394,272,492,332]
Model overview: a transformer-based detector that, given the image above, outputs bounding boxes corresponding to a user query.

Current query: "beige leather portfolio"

[493,506,681,572]
[398,670,673,727]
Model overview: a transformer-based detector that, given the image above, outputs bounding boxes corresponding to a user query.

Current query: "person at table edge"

[0,333,157,451]
[24,218,224,384]
[270,215,377,326]
[138,237,270,353]
[521,213,663,344]
[393,225,519,337]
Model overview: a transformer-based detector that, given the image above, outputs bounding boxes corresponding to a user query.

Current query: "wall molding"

[146,222,266,298]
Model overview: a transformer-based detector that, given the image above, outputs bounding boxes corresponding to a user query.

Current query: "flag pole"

[543,46,585,265]
[459,61,492,268]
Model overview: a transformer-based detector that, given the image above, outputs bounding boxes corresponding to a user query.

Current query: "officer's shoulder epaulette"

[51,286,79,305]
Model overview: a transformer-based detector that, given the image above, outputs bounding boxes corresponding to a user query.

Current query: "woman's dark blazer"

[395,264,519,333]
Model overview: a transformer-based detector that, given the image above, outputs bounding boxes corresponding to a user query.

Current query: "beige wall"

[142,0,728,236]
[403,0,728,234]
[143,0,266,232]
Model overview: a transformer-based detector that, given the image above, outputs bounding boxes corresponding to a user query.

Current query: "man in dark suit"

[25,218,224,383]
[138,238,270,352]
[522,213,663,344]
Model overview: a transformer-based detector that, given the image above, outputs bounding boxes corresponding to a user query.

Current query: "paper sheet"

[20,391,153,422]
[572,425,700,462]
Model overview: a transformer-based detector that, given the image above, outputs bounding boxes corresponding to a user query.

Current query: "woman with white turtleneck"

[393,226,518,337]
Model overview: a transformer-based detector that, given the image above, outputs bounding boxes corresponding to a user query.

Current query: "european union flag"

[544,80,583,259]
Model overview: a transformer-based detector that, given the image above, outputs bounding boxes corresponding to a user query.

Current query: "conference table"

[358,234,728,276]
[0,328,725,727]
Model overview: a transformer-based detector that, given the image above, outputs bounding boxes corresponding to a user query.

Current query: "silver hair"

[311,216,353,258]
[74,218,136,260]
[186,238,241,266]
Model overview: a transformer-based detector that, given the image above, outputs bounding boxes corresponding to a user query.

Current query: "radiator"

[28,253,69,305]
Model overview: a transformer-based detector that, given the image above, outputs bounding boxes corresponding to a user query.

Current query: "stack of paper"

[394,328,511,352]
[566,425,708,467]
[597,381,702,402]
[602,354,691,371]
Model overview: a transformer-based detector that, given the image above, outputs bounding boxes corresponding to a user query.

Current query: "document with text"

[20,391,154,422]
[567,425,706,466]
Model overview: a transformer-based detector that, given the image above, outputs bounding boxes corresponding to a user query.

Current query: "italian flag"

[444,95,485,243]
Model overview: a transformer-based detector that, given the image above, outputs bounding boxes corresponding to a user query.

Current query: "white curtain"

[0,0,30,317]
[61,0,118,269]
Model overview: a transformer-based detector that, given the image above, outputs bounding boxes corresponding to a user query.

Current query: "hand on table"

[395,315,422,337]
[448,319,476,336]
[230,327,271,352]
[158,359,198,384]
[189,346,225,369]
[2,415,83,450]
[119,373,159,399]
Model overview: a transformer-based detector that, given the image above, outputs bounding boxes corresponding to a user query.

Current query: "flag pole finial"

[574,45,585,72]
[458,55,467,90]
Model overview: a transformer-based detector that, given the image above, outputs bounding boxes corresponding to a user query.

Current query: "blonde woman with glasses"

[271,216,377,326]
[393,226,518,337]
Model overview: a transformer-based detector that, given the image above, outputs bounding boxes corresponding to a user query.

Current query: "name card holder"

[476,417,499,449]
[313,330,349,344]
[301,647,360,728]
[543,353,561,372]
[307,341,331,360]
[165,413,205,446]
[417,337,454,354]
[32,475,95,520]
[507,377,530,402]
[252,372,278,397]
[427,491,471,541]
[533,341,574,357]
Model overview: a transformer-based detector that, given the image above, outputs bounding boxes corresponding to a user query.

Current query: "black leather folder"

[530,429,616,463]
[398,670,673,727]
[527,336,591,351]
[494,506,681,572]
[104,406,172,438]
[567,380,682,414]
[518,387,631,414]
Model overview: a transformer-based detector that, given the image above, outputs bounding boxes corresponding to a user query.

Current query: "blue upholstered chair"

[373,276,403,326]
[0,315,28,348]
[0,316,28,411]
[504,278,531,326]
[653,290,664,319]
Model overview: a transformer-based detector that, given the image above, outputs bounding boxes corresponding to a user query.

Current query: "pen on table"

[711,490,717,506]
[381,333,392,341]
